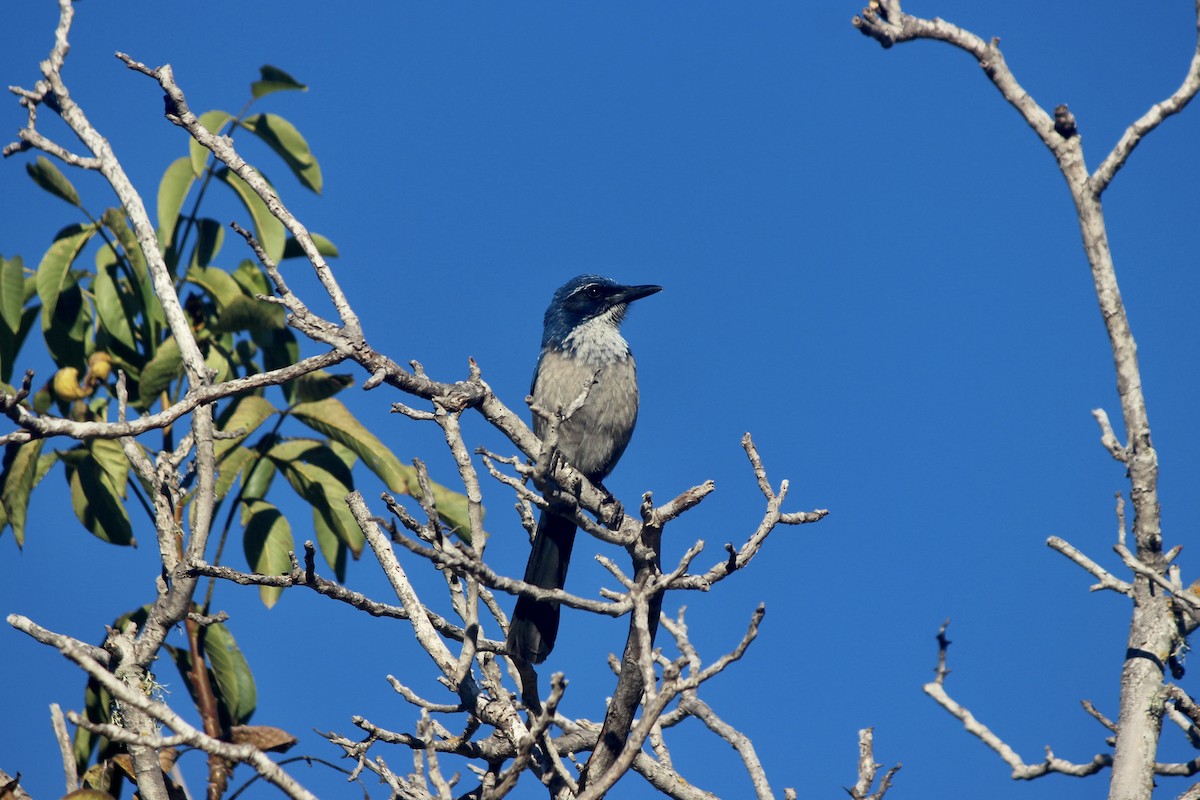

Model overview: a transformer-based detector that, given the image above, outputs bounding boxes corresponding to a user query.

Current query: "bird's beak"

[615,284,662,305]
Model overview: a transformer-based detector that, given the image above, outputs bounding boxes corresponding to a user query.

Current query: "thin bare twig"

[1046,536,1133,595]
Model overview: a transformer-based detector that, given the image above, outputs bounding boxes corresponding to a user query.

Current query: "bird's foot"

[599,492,624,530]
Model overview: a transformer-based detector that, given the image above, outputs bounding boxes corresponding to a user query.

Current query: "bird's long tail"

[507,511,577,664]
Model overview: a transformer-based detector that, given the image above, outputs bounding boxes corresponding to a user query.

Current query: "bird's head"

[542,274,662,349]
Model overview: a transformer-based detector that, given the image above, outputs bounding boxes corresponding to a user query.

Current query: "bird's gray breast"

[532,348,639,480]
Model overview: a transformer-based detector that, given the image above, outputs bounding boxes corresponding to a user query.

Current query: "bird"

[506,274,661,664]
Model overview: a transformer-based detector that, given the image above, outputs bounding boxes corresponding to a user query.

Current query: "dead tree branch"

[852,1,1200,795]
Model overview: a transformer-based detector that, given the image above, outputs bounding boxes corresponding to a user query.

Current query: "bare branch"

[1092,408,1129,462]
[848,727,900,800]
[188,544,507,651]
[1113,543,1200,619]
[852,3,1178,795]
[349,492,459,673]
[1046,535,1133,595]
[678,695,773,800]
[387,676,465,714]
[0,349,345,446]
[666,435,825,592]
[1082,700,1118,735]
[388,518,631,618]
[924,679,1110,779]
[50,703,78,793]
[11,614,317,800]
[853,6,1061,156]
[921,623,1200,779]
[1092,0,1200,192]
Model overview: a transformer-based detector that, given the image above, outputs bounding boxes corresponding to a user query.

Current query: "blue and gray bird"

[507,275,661,664]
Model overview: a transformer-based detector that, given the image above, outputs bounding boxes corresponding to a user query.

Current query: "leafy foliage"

[2,66,475,788]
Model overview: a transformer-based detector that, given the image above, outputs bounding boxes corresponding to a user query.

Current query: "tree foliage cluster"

[2,62,472,795]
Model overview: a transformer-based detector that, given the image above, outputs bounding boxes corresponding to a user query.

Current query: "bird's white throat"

[562,305,631,366]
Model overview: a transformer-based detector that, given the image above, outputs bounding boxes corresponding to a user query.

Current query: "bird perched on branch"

[506,274,661,664]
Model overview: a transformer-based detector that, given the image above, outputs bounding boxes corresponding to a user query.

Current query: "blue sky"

[3,2,1200,798]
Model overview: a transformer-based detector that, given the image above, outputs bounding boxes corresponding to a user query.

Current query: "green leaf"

[36,224,97,327]
[250,65,307,99]
[330,439,358,470]
[241,499,292,608]
[232,260,271,297]
[214,445,255,503]
[186,261,282,333]
[99,210,164,344]
[190,110,233,178]
[93,251,137,353]
[253,327,299,396]
[26,156,82,207]
[266,439,354,486]
[205,341,233,384]
[43,280,90,369]
[100,209,149,289]
[67,453,134,545]
[156,156,195,253]
[191,218,225,269]
[74,675,114,773]
[1,255,25,333]
[88,438,129,499]
[216,167,285,265]
[2,305,39,385]
[139,336,183,398]
[0,440,48,547]
[35,452,56,487]
[312,509,348,582]
[242,454,276,501]
[32,385,52,414]
[267,439,362,556]
[258,327,299,369]
[291,397,475,541]
[98,207,162,349]
[290,397,403,483]
[213,294,283,334]
[203,620,257,724]
[322,441,364,558]
[0,256,34,382]
[281,232,339,260]
[186,264,243,310]
[231,338,259,371]
[292,371,354,403]
[215,395,277,459]
[287,459,359,548]
[240,113,322,194]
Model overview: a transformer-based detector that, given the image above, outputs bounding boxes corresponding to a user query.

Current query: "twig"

[1046,536,1132,595]
[1092,408,1129,462]
[188,544,506,652]
[678,695,773,800]
[1092,6,1200,193]
[50,703,78,793]
[1081,700,1118,735]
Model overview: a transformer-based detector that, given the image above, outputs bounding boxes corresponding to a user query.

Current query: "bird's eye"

[585,284,602,298]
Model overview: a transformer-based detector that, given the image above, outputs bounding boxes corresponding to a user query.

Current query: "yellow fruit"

[87,351,113,382]
[52,367,90,401]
